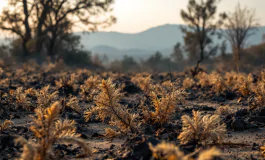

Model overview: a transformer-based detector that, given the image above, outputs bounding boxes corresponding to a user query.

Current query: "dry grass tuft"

[80,75,101,101]
[104,128,121,138]
[63,96,83,115]
[237,74,253,97]
[142,81,186,125]
[215,105,233,116]
[178,110,226,145]
[36,85,58,108]
[182,77,195,89]
[149,141,222,160]
[84,78,138,133]
[131,75,152,94]
[149,141,188,160]
[260,146,265,158]
[55,73,76,89]
[0,119,13,132]
[11,87,31,111]
[197,147,223,160]
[15,101,91,160]
[251,81,265,108]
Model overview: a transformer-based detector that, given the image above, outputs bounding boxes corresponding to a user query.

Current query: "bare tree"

[180,0,226,76]
[224,3,259,72]
[0,0,115,58]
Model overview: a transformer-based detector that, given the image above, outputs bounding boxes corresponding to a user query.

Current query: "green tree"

[183,31,200,61]
[171,42,184,62]
[220,40,227,57]
[121,55,138,72]
[0,0,115,59]
[180,0,226,75]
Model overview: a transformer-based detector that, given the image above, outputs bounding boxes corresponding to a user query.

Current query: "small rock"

[225,90,236,100]
[91,132,104,138]
[231,117,245,131]
[258,108,265,116]
[123,81,141,94]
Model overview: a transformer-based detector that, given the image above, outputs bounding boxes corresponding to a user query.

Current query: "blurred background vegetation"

[0,0,264,74]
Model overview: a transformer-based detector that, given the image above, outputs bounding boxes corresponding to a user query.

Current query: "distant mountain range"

[76,24,265,61]
[0,24,265,61]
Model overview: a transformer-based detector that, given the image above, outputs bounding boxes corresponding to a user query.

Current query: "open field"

[0,61,265,160]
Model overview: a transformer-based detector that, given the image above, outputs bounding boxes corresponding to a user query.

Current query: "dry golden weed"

[211,76,227,94]
[142,81,186,125]
[149,141,188,160]
[24,88,37,96]
[84,78,139,133]
[215,105,233,116]
[15,101,91,160]
[197,147,223,160]
[63,96,83,114]
[36,85,58,108]
[182,77,195,89]
[11,87,31,111]
[80,75,101,101]
[178,110,226,145]
[0,119,13,132]
[149,141,222,160]
[251,81,265,108]
[237,74,253,97]
[131,75,152,94]
[55,73,77,90]
[104,128,121,138]
[260,146,265,157]
[196,72,211,88]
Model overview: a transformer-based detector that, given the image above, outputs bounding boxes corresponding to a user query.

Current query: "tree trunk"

[35,2,50,54]
[22,39,29,60]
[22,0,32,57]
[47,30,58,62]
[192,43,204,77]
[233,47,240,72]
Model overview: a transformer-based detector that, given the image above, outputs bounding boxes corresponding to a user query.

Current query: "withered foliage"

[149,141,222,160]
[104,128,121,138]
[84,78,138,133]
[80,75,101,101]
[142,81,186,125]
[11,87,31,111]
[182,77,195,89]
[62,96,83,115]
[215,105,234,116]
[251,79,265,108]
[36,85,58,108]
[178,110,226,145]
[0,119,13,132]
[260,146,265,158]
[131,75,152,94]
[15,102,91,160]
[55,73,77,89]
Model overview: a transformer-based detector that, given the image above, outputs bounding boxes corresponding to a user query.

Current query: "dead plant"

[178,110,226,145]
[15,101,91,160]
[84,78,138,134]
[0,119,13,132]
[149,141,222,160]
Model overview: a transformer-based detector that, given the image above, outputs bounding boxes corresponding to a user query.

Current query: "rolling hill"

[77,24,265,61]
[0,24,264,61]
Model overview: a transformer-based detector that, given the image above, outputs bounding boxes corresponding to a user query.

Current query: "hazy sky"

[108,0,265,33]
[0,0,264,33]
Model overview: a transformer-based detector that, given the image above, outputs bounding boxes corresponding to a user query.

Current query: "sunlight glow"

[0,0,264,33]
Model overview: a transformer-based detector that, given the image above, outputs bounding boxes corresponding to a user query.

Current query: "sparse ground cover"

[0,61,265,160]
